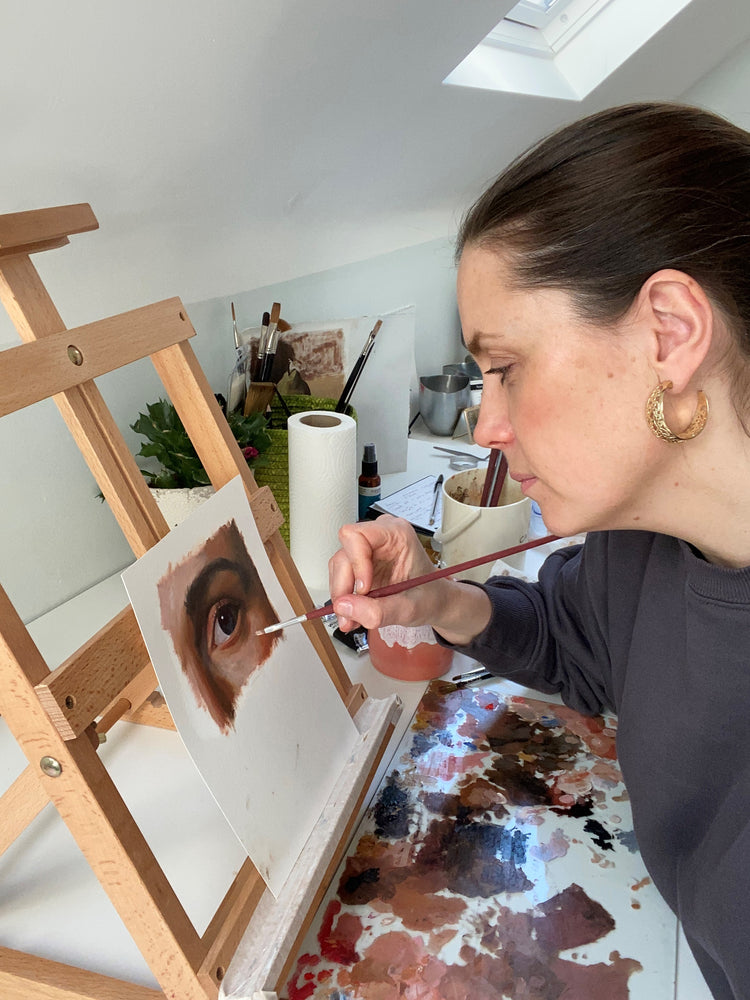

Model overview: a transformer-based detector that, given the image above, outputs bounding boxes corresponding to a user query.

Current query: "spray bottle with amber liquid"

[358,442,381,520]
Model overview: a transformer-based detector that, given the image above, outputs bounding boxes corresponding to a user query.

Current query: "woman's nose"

[472,387,514,451]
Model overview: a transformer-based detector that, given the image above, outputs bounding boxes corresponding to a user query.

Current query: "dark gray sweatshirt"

[447,530,750,1000]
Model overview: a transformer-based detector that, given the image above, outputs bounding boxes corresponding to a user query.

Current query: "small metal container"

[442,362,473,379]
[419,373,472,436]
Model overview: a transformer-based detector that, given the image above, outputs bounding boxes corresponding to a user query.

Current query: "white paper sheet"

[370,475,443,535]
[122,477,359,897]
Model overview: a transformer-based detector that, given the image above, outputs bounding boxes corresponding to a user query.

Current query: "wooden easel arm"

[198,858,266,992]
[0,255,169,555]
[35,606,152,740]
[0,203,98,254]
[0,945,162,1000]
[0,766,49,857]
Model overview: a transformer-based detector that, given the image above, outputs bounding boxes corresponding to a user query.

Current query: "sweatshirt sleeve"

[440,535,615,715]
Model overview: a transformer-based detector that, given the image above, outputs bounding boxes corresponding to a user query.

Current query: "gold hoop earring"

[645,380,709,443]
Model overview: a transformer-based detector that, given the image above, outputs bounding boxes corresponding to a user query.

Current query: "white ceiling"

[3,0,750,329]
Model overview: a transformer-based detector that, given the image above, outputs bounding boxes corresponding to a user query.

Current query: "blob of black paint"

[584,817,615,851]
[551,797,594,818]
[339,866,380,900]
[374,775,411,839]
[419,819,533,897]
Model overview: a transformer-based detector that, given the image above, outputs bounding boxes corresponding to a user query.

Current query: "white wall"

[1,235,461,623]
[682,37,750,131]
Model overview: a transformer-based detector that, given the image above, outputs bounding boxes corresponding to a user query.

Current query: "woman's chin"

[536,506,587,539]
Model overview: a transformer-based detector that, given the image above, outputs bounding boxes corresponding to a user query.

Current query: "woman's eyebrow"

[465,330,506,356]
[184,558,249,617]
[465,332,482,356]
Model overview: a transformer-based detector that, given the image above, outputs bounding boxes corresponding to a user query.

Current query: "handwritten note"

[370,476,442,534]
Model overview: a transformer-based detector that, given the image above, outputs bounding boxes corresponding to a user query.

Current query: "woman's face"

[457,245,661,537]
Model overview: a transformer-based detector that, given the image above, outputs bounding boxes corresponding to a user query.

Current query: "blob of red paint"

[318,899,364,966]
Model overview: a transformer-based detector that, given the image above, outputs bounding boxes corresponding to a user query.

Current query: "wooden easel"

[0,204,400,1000]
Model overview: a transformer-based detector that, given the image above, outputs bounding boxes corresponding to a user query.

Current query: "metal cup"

[442,362,473,379]
[419,374,472,436]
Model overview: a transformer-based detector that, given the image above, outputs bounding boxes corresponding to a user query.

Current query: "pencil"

[256,532,559,634]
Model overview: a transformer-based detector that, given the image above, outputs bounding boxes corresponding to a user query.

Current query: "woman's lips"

[513,474,538,494]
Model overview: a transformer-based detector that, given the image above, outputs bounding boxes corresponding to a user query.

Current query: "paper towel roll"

[288,411,358,591]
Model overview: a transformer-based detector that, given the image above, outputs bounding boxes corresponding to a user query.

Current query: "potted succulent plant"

[131,398,272,526]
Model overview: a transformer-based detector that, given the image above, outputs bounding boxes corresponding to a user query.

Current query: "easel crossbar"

[35,606,152,740]
[0,298,195,418]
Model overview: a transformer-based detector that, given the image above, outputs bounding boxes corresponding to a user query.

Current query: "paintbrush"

[428,474,443,526]
[259,302,282,382]
[335,319,382,413]
[256,533,559,635]
[480,449,505,507]
[252,311,270,382]
[488,452,509,507]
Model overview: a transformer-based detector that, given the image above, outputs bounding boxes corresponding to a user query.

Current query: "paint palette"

[283,679,676,999]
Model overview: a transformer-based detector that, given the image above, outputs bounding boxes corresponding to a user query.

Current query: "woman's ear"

[638,269,713,391]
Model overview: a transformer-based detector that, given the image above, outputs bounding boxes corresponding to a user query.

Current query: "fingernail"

[338,600,353,617]
[353,580,365,595]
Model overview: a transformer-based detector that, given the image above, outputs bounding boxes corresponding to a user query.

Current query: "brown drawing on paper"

[247,327,345,396]
[157,518,281,734]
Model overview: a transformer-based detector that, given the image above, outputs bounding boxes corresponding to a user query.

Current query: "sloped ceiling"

[2,0,750,331]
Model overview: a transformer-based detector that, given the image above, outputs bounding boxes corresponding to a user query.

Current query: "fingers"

[329,514,491,644]
[331,592,386,632]
[328,516,428,631]
[333,522,377,595]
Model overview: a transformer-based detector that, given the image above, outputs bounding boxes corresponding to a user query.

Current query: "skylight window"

[504,0,576,31]
[444,0,693,101]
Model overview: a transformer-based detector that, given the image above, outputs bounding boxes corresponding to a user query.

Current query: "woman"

[329,103,750,1000]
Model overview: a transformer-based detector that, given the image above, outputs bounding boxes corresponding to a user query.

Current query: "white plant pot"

[150,485,215,529]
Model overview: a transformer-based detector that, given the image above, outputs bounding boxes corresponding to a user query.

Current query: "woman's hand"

[328,514,493,644]
[329,515,436,631]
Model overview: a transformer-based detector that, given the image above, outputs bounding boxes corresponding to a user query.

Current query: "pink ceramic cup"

[367,624,453,682]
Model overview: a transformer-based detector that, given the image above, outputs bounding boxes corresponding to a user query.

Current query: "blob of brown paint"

[532,883,614,951]
[320,896,637,1000]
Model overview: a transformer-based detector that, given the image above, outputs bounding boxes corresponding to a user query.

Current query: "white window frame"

[489,0,614,57]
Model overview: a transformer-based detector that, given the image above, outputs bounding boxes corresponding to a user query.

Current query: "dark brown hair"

[456,102,750,405]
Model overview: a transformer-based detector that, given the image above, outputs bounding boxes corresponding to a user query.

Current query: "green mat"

[252,395,355,545]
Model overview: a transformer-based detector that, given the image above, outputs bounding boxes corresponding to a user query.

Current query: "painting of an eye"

[209,599,242,650]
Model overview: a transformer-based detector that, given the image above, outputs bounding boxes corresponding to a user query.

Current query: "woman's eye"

[209,599,242,649]
[485,363,513,385]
